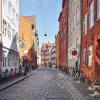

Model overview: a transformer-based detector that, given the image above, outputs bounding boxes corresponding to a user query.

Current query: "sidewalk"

[0,70,35,92]
[57,68,100,100]
[66,72,100,100]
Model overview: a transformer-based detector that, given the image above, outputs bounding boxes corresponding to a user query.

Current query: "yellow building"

[56,33,60,67]
[19,16,38,68]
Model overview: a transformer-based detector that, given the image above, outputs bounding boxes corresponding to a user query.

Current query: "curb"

[0,72,34,92]
[64,77,86,100]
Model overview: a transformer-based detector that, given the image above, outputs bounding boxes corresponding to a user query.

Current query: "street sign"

[72,50,77,56]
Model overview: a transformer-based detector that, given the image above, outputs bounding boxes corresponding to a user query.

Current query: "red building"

[80,0,100,85]
[58,0,68,70]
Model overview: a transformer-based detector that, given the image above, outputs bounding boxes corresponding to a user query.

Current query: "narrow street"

[0,67,84,100]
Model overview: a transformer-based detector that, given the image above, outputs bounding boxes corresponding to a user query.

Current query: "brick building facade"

[58,0,68,69]
[80,0,100,85]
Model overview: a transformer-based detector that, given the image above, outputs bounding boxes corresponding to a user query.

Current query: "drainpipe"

[80,0,83,72]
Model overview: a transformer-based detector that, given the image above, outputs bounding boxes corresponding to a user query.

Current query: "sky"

[20,0,62,47]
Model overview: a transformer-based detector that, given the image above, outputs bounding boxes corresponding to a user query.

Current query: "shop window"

[88,45,93,67]
[83,48,86,65]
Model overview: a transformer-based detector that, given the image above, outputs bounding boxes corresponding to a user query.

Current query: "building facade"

[56,33,60,67]
[68,0,81,72]
[1,0,19,78]
[58,0,68,70]
[19,16,38,69]
[0,0,2,78]
[51,43,56,67]
[37,47,41,67]
[41,42,52,67]
[80,0,100,85]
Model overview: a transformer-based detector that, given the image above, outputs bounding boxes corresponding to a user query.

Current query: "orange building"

[80,0,100,85]
[19,16,38,68]
[56,33,60,67]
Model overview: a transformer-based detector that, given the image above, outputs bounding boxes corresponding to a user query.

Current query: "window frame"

[89,0,94,28]
[97,0,100,19]
[82,48,87,66]
[88,45,93,67]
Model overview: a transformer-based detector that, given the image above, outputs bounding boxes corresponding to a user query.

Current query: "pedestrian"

[23,59,28,76]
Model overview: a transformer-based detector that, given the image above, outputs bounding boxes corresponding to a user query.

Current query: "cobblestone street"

[0,67,98,100]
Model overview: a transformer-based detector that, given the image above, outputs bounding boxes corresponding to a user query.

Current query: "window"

[84,13,87,34]
[76,8,80,24]
[76,37,80,50]
[3,0,7,11]
[8,25,11,39]
[8,2,11,16]
[16,14,18,24]
[90,0,94,28]
[12,29,15,37]
[3,51,6,67]
[83,48,86,65]
[71,21,73,34]
[2,19,7,36]
[8,53,11,67]
[74,14,76,30]
[12,8,15,21]
[88,45,93,67]
[97,0,100,19]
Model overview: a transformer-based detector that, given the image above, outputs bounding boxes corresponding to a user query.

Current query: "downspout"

[80,0,83,72]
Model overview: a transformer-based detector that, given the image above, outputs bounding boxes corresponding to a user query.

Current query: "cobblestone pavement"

[0,67,98,100]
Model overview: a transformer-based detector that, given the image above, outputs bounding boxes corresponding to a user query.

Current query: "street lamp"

[44,32,47,36]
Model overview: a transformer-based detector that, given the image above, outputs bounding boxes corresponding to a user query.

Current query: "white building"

[68,0,81,71]
[1,0,19,77]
